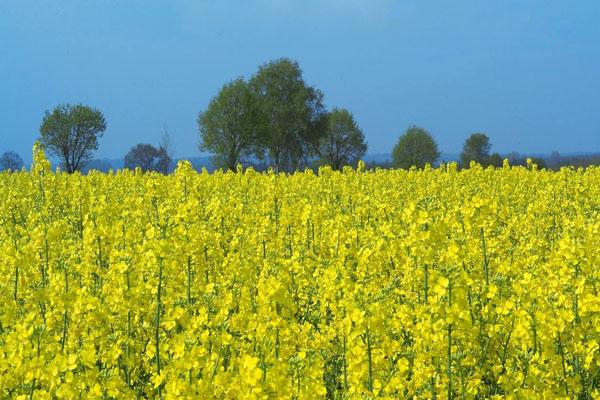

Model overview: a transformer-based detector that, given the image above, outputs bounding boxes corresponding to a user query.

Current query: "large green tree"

[39,104,107,173]
[460,133,491,168]
[249,58,327,172]
[318,108,367,170]
[198,78,262,171]
[392,125,440,169]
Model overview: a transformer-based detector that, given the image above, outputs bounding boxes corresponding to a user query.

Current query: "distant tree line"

[1,58,598,173]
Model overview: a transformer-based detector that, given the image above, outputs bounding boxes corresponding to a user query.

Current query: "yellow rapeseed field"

[0,145,599,399]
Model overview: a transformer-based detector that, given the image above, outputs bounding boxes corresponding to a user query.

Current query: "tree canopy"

[249,58,327,172]
[460,133,491,167]
[198,78,262,171]
[392,125,440,169]
[39,104,106,173]
[0,151,24,172]
[318,108,367,170]
[124,143,171,173]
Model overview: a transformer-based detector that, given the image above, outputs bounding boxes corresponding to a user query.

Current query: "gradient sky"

[1,0,599,163]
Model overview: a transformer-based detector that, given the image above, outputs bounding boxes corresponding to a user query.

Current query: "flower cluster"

[0,149,598,399]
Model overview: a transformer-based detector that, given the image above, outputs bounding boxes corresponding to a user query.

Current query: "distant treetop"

[0,151,24,172]
[392,125,440,169]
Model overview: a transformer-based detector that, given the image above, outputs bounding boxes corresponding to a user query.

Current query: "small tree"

[39,104,107,173]
[392,125,440,169]
[318,108,367,170]
[157,129,174,174]
[460,133,491,168]
[0,151,24,171]
[124,143,171,173]
[548,151,562,169]
[487,152,503,168]
[198,78,262,171]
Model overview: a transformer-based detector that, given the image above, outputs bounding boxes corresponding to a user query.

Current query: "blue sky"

[1,0,599,163]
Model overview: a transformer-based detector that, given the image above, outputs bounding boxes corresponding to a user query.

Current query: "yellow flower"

[0,145,597,397]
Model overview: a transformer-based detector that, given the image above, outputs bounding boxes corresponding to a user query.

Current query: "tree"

[548,151,562,169]
[124,143,171,173]
[487,152,503,168]
[198,78,262,170]
[39,104,107,173]
[0,151,24,171]
[529,157,546,169]
[391,125,440,169]
[460,133,491,168]
[506,153,547,169]
[249,58,327,172]
[157,129,174,174]
[318,108,367,170]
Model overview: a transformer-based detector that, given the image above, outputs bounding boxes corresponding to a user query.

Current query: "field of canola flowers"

[0,145,599,399]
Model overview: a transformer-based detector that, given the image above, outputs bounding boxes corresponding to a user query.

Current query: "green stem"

[557,333,570,395]
[29,378,36,400]
[187,255,192,304]
[211,345,223,381]
[480,228,489,287]
[431,371,437,400]
[500,318,514,373]
[61,311,68,352]
[424,263,429,304]
[457,353,466,400]
[447,279,453,400]
[275,327,280,360]
[366,327,373,393]
[343,335,348,394]
[155,256,164,396]
[61,267,69,352]
[43,226,49,287]
[530,307,538,354]
[127,309,132,386]
[13,265,19,302]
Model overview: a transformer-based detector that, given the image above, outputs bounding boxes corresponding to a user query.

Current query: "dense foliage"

[318,108,367,171]
[39,104,107,173]
[392,126,440,169]
[1,147,599,399]
[198,58,330,173]
[198,78,263,171]
[124,143,171,174]
[0,151,24,172]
